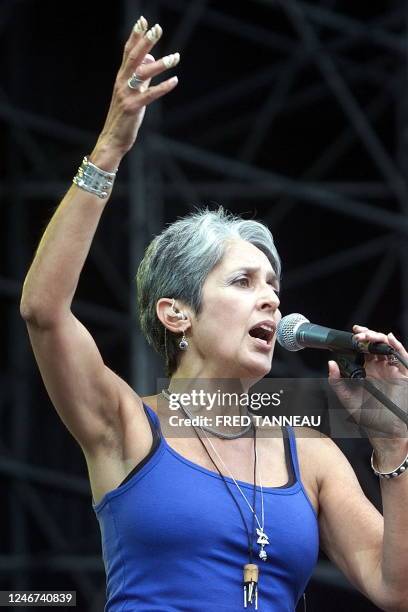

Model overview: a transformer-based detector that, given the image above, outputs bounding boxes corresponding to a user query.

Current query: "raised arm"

[20,18,179,453]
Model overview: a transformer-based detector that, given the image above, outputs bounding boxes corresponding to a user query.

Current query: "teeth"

[259,325,273,333]
[162,52,180,68]
[146,24,163,42]
[249,322,274,345]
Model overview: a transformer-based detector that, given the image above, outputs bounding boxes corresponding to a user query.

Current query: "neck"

[167,374,254,421]
[171,359,260,392]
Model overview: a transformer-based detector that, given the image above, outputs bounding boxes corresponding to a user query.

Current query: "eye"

[267,282,280,296]
[234,277,250,288]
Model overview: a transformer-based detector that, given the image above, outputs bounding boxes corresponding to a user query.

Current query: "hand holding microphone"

[277,313,408,435]
[277,313,408,369]
[277,313,394,356]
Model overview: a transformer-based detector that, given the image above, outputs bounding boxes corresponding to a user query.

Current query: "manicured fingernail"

[134,16,148,33]
[389,332,398,340]
[162,52,180,68]
[146,24,162,42]
[169,76,178,85]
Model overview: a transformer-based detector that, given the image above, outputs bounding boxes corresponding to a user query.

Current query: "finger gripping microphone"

[277,313,393,355]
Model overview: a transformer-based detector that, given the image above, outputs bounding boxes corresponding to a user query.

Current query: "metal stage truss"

[0,0,406,609]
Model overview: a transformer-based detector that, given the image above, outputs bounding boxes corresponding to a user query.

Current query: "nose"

[257,284,280,311]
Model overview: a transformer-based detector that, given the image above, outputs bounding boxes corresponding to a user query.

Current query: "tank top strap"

[284,425,301,483]
[143,402,162,435]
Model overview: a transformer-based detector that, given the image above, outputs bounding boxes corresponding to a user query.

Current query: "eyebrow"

[230,266,279,284]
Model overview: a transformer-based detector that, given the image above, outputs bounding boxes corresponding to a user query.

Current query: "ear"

[156,298,190,333]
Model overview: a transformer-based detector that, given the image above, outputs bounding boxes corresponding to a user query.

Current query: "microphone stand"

[334,353,408,427]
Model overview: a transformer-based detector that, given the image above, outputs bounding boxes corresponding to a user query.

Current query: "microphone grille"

[277,313,309,351]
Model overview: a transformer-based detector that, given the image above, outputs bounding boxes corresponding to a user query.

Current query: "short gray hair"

[136,207,281,376]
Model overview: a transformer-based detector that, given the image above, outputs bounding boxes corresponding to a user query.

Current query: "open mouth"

[248,322,275,348]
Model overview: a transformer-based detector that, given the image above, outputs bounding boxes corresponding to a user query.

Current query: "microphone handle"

[297,323,393,355]
[357,340,393,355]
[297,323,355,353]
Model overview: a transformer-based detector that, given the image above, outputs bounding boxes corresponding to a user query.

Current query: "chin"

[240,355,272,380]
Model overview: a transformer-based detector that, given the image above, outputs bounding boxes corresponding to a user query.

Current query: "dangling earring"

[179,332,189,350]
[169,299,188,349]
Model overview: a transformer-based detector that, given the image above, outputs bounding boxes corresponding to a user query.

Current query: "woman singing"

[20,17,408,612]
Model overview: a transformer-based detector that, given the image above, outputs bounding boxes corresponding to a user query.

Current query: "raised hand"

[92,17,179,164]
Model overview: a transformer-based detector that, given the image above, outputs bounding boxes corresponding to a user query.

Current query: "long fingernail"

[134,16,148,33]
[146,24,162,42]
[162,52,180,68]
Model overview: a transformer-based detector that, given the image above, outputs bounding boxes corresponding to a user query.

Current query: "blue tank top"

[93,404,319,611]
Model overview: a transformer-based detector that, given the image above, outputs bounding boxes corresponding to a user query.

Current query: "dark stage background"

[1,0,407,610]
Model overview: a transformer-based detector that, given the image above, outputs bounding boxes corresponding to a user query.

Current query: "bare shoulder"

[290,427,345,515]
[141,394,159,413]
[292,426,370,507]
[293,427,345,471]
[292,426,340,454]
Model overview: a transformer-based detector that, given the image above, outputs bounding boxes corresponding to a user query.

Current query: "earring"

[179,332,189,350]
[170,299,188,349]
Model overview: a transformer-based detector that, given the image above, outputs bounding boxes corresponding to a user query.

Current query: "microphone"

[277,313,393,355]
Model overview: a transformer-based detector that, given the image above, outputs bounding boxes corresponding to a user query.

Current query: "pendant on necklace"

[256,527,269,561]
[243,563,259,609]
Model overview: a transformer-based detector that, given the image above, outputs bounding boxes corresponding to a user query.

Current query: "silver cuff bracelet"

[371,448,408,479]
[73,156,118,199]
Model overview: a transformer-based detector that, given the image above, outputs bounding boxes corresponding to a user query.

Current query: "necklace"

[162,389,268,609]
[161,388,253,440]
[161,389,307,612]
[200,428,270,562]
